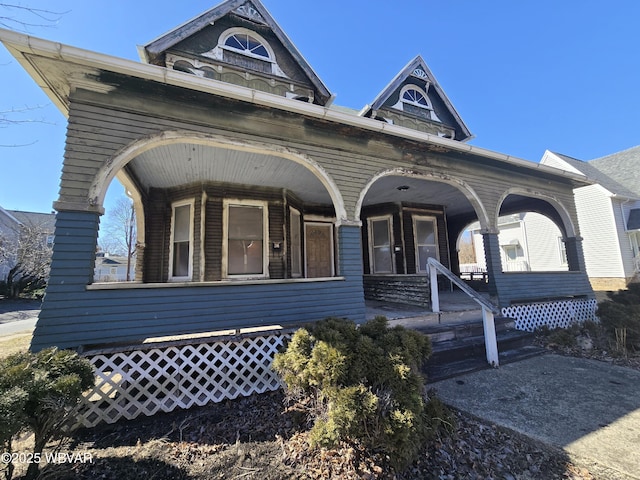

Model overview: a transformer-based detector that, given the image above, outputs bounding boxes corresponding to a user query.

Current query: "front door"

[305,223,334,278]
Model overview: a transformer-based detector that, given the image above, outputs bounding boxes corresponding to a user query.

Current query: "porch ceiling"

[363,175,475,217]
[128,143,333,205]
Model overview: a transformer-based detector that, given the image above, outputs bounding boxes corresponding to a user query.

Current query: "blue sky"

[1,0,639,213]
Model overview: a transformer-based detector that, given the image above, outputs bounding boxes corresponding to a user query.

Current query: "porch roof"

[0,28,593,190]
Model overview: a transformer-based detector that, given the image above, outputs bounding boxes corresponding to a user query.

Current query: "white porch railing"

[427,257,500,367]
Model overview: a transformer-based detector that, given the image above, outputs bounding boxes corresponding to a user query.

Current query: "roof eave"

[0,28,591,188]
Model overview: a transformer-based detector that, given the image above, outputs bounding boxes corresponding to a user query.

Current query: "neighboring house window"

[558,237,568,265]
[501,244,529,271]
[290,208,302,277]
[630,231,640,272]
[110,267,118,275]
[368,216,394,274]
[169,200,194,281]
[224,200,268,278]
[413,216,438,273]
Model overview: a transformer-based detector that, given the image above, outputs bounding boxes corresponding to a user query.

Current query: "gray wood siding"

[61,89,582,236]
[493,272,594,306]
[32,219,366,351]
[38,86,592,350]
[204,197,223,281]
[363,275,430,307]
[268,202,285,279]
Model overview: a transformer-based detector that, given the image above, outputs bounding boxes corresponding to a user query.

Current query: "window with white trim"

[413,216,438,273]
[290,208,302,277]
[392,85,440,121]
[402,88,429,108]
[368,216,394,274]
[224,200,268,278]
[169,200,194,281]
[224,32,270,59]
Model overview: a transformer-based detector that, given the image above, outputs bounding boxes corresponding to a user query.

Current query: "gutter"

[0,28,592,187]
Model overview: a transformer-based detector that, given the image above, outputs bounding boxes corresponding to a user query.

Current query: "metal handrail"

[426,257,499,366]
[426,258,498,313]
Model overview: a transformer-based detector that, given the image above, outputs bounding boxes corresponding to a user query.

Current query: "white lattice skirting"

[77,330,291,428]
[501,298,598,332]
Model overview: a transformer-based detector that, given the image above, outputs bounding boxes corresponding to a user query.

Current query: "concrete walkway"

[0,299,40,337]
[433,354,640,479]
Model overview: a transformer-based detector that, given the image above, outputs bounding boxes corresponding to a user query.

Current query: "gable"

[360,56,472,141]
[140,0,332,105]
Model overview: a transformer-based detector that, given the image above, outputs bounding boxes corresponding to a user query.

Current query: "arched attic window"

[224,32,270,59]
[217,27,286,77]
[393,85,441,122]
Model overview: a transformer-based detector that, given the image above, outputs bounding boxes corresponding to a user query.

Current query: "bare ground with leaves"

[3,388,603,480]
[534,321,640,373]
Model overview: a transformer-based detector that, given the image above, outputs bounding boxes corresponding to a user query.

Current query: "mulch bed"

[26,388,598,480]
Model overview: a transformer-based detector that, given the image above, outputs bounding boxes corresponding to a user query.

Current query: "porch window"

[169,200,194,281]
[413,216,438,273]
[368,216,394,274]
[224,200,268,278]
[290,208,302,277]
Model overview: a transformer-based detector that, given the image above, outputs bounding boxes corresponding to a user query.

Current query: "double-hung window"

[368,216,394,274]
[224,200,268,278]
[169,200,194,281]
[413,216,438,273]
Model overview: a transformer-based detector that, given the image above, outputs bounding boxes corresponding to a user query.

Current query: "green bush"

[0,348,95,480]
[273,316,447,468]
[597,283,640,351]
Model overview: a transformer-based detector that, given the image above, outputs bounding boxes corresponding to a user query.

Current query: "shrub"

[597,284,640,351]
[0,348,95,480]
[273,316,447,468]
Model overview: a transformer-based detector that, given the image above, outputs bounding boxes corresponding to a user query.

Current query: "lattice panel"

[502,298,598,332]
[77,331,290,428]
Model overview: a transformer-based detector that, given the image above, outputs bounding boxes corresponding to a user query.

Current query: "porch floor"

[366,289,494,329]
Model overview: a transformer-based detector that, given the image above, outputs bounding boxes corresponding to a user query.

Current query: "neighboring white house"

[0,206,56,282]
[94,253,135,282]
[468,212,568,273]
[541,148,640,290]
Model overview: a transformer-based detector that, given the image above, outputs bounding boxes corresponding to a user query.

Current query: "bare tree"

[0,219,52,298]
[0,3,64,30]
[0,3,66,144]
[99,197,137,281]
[458,233,477,265]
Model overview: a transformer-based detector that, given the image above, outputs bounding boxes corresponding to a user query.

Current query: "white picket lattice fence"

[501,298,598,332]
[77,330,291,428]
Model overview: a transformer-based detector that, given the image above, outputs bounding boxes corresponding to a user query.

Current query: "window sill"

[86,277,345,290]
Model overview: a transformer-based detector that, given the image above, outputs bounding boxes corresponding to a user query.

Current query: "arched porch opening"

[496,191,579,273]
[471,191,595,307]
[93,131,346,285]
[356,169,488,308]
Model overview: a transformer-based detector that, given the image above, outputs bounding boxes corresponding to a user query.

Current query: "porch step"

[418,319,546,383]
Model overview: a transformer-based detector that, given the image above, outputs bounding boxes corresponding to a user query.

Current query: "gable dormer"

[360,56,472,141]
[139,0,332,106]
